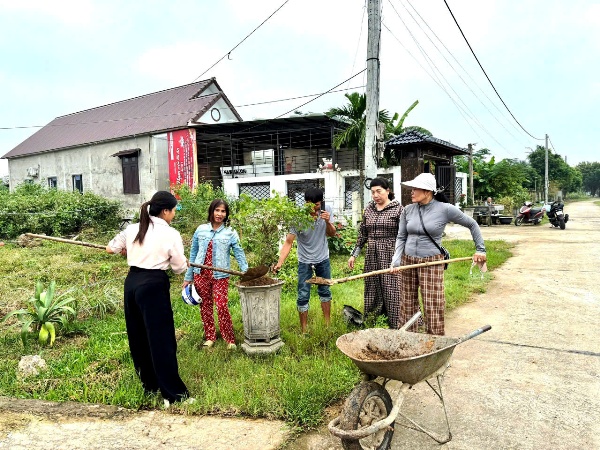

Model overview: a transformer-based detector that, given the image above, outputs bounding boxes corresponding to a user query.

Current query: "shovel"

[24,233,269,282]
[189,262,269,282]
[24,233,106,249]
[306,256,473,286]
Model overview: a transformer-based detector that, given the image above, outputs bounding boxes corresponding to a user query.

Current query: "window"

[48,177,57,188]
[121,155,140,194]
[251,149,274,165]
[72,174,83,193]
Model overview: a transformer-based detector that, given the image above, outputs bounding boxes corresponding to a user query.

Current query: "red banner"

[168,128,198,192]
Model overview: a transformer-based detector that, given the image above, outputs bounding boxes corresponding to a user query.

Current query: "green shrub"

[229,193,314,267]
[172,183,230,236]
[328,221,358,255]
[0,183,122,239]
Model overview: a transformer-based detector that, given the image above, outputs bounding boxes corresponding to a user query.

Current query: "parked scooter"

[515,201,545,226]
[547,200,569,229]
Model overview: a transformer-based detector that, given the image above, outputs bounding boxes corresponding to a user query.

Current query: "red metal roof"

[3,78,242,159]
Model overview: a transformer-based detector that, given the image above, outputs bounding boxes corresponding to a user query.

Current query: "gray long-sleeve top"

[391,199,486,267]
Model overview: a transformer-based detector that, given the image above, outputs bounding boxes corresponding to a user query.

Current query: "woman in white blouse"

[107,191,191,406]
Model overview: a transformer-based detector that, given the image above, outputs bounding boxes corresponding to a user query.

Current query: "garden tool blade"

[239,265,269,282]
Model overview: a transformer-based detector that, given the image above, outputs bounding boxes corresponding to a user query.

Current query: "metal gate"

[435,165,456,204]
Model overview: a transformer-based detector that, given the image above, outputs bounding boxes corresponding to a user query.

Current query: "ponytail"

[434,190,450,204]
[134,191,178,245]
[134,202,151,245]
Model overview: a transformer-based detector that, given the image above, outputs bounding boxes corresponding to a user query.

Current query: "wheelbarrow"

[328,312,491,450]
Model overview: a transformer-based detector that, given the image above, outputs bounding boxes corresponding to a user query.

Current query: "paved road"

[289,199,600,450]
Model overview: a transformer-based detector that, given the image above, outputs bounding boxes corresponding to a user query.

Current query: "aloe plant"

[2,280,77,346]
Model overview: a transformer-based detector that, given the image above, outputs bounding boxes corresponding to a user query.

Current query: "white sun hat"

[400,173,438,192]
[181,284,202,306]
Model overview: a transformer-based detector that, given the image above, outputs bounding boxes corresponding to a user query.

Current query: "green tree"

[326,92,391,151]
[576,161,600,196]
[527,146,581,198]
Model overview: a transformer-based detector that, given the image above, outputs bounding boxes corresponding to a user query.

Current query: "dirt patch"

[237,276,279,287]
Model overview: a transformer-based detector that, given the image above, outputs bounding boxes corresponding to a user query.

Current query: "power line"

[442,0,543,141]
[192,0,291,82]
[382,21,487,149]
[400,0,527,149]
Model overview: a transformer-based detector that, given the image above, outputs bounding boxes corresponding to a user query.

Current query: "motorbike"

[547,200,569,229]
[515,201,545,226]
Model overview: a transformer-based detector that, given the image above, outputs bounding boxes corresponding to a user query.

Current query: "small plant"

[328,221,358,255]
[2,280,77,346]
[459,194,467,209]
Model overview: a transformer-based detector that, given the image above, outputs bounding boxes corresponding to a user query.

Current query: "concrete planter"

[462,207,476,218]
[237,280,285,355]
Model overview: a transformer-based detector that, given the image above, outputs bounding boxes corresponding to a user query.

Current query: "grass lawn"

[0,233,512,428]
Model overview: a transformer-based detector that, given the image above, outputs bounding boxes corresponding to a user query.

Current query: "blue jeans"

[297,259,332,312]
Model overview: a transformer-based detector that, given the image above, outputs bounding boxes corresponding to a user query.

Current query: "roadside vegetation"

[0,185,512,427]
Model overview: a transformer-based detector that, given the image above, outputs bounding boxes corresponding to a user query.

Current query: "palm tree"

[385,100,432,137]
[326,92,391,151]
[326,94,430,152]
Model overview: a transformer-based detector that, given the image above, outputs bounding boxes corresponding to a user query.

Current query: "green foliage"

[2,280,77,347]
[229,193,314,267]
[576,161,600,196]
[0,183,122,239]
[328,221,358,255]
[172,183,230,235]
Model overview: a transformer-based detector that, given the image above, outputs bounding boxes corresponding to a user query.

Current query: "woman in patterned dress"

[348,178,404,328]
[183,199,248,349]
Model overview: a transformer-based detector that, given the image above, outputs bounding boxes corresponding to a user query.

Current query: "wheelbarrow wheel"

[339,381,394,450]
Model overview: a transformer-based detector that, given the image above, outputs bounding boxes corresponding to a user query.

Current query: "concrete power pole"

[545,134,549,204]
[363,0,381,207]
[468,143,474,205]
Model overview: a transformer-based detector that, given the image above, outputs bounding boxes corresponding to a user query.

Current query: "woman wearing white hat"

[391,173,487,335]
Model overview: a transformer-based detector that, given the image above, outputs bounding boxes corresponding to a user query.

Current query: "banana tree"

[2,280,77,346]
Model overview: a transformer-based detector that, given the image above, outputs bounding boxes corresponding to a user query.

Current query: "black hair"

[304,188,324,203]
[369,177,395,200]
[207,198,230,225]
[134,191,178,245]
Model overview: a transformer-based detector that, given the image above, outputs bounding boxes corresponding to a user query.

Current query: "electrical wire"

[386,0,508,153]
[442,0,543,141]
[381,20,489,150]
[192,0,291,83]
[400,0,526,149]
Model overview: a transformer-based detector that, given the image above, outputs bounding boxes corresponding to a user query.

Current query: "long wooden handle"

[189,262,245,276]
[25,233,106,250]
[336,256,473,284]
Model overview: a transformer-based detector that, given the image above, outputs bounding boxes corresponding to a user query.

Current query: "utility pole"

[467,143,474,205]
[363,0,381,207]
[545,134,549,204]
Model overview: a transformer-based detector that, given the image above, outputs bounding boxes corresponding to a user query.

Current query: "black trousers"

[123,267,189,403]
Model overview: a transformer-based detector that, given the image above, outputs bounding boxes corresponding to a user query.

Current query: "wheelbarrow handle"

[399,311,422,332]
[458,325,492,343]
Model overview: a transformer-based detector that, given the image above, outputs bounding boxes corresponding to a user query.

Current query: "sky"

[1,0,598,177]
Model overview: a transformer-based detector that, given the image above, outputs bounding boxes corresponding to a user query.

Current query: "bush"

[0,183,122,239]
[172,183,230,236]
[328,221,358,255]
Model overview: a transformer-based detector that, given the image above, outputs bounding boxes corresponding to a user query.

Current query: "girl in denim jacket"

[183,199,248,349]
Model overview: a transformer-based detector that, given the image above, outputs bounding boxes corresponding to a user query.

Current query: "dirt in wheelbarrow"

[360,339,436,360]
